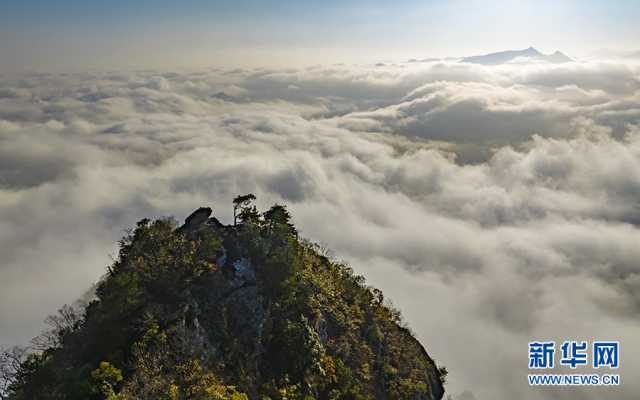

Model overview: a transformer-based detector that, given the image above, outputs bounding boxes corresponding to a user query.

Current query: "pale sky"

[1,0,639,72]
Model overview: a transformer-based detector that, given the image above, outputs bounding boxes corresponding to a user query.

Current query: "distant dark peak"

[460,47,571,65]
[543,50,573,63]
[182,207,212,230]
[407,57,442,63]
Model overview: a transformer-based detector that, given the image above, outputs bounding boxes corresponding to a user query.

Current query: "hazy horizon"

[2,0,640,72]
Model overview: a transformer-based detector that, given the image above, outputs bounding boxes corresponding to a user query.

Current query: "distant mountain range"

[460,47,572,65]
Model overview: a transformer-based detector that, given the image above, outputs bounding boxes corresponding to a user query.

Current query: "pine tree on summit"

[233,194,256,226]
[264,204,296,237]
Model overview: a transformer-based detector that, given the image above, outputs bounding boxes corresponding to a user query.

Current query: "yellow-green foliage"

[91,361,123,399]
[5,197,444,400]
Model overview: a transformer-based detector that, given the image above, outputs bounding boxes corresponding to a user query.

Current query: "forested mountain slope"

[3,196,446,400]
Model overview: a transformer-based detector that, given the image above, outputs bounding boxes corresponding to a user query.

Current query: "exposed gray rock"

[180,207,212,230]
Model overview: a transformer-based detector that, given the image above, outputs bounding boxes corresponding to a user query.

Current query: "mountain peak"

[544,50,573,63]
[5,197,446,400]
[461,47,571,65]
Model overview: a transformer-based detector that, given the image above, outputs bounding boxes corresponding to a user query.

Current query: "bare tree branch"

[30,304,81,351]
[0,346,27,399]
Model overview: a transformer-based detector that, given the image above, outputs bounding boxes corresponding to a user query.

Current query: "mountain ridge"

[2,196,446,400]
[460,47,572,65]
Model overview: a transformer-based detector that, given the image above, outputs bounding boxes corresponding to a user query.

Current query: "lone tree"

[264,204,297,236]
[232,194,256,226]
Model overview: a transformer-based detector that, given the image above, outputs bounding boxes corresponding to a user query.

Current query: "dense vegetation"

[1,196,446,400]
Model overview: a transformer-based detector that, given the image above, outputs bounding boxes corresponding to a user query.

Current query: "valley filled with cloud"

[1,59,640,400]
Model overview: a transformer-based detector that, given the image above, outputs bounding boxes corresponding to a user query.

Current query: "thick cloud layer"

[1,60,640,400]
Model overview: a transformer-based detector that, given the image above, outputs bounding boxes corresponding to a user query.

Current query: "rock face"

[6,202,446,400]
[181,206,212,230]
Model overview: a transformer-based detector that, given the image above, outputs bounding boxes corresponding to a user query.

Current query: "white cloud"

[1,61,640,400]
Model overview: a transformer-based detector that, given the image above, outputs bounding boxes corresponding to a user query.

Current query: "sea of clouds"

[1,59,640,400]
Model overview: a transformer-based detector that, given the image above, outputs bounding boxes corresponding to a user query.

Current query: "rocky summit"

[4,196,445,400]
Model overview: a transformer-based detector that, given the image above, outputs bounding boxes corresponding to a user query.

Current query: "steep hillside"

[3,196,446,400]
